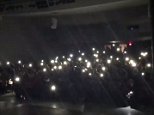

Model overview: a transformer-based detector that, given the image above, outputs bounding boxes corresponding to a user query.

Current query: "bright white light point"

[140,52,148,57]
[52,104,57,109]
[85,60,88,63]
[51,69,54,71]
[116,57,119,61]
[63,61,68,65]
[15,77,20,82]
[41,60,44,63]
[54,66,57,69]
[103,51,105,54]
[107,59,111,64]
[43,68,47,72]
[146,63,151,68]
[62,56,65,59]
[141,72,145,76]
[124,51,127,54]
[70,54,73,58]
[67,58,71,62]
[102,67,106,71]
[96,51,99,54]
[125,57,129,61]
[40,62,44,66]
[100,73,104,77]
[82,69,85,73]
[8,79,13,85]
[93,54,98,58]
[29,63,32,67]
[18,60,21,64]
[78,57,82,61]
[81,53,85,56]
[88,73,92,76]
[117,48,120,52]
[96,59,99,62]
[129,60,137,67]
[110,56,113,59]
[55,60,58,63]
[58,65,62,70]
[51,85,56,91]
[138,57,141,60]
[51,60,54,64]
[112,44,115,47]
[92,48,95,51]
[6,61,10,65]
[86,62,91,68]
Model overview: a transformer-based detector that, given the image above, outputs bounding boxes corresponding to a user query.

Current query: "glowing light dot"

[18,60,21,64]
[92,48,95,51]
[93,54,98,58]
[81,53,85,56]
[82,69,86,73]
[43,68,47,72]
[112,44,115,47]
[146,63,151,68]
[58,65,62,70]
[110,56,113,59]
[138,57,141,60]
[41,60,44,63]
[116,48,120,52]
[40,62,44,66]
[125,57,130,61]
[140,52,148,57]
[29,63,32,67]
[85,60,88,63]
[15,77,20,82]
[54,66,57,70]
[107,59,111,64]
[116,57,119,61]
[100,73,104,77]
[124,51,127,54]
[51,60,54,64]
[78,57,82,61]
[70,54,73,58]
[6,61,10,65]
[96,51,99,54]
[86,62,91,68]
[67,58,71,62]
[102,67,106,71]
[88,73,92,76]
[141,72,145,76]
[51,85,56,91]
[96,59,99,62]
[63,61,68,65]
[103,51,106,54]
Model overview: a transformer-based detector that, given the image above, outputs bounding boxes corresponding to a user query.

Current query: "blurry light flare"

[140,52,148,57]
[110,55,113,59]
[100,73,104,77]
[92,48,95,51]
[58,65,62,70]
[28,63,32,67]
[62,56,65,59]
[138,57,141,60]
[41,60,44,63]
[51,60,54,64]
[86,62,91,68]
[54,66,57,69]
[40,62,44,66]
[51,85,56,91]
[82,69,86,73]
[107,59,111,64]
[146,63,151,68]
[116,48,120,52]
[78,57,82,61]
[96,59,99,62]
[103,51,106,54]
[96,51,99,54]
[102,67,106,71]
[15,77,20,82]
[18,60,21,64]
[124,51,127,54]
[125,57,130,61]
[51,68,54,71]
[67,58,71,62]
[93,54,98,58]
[85,59,88,63]
[129,60,137,67]
[43,68,47,72]
[81,53,85,56]
[112,44,115,47]
[69,54,73,58]
[55,60,58,63]
[8,79,13,85]
[141,72,145,76]
[6,61,10,65]
[88,73,92,76]
[128,42,132,46]
[63,61,68,65]
[116,57,119,61]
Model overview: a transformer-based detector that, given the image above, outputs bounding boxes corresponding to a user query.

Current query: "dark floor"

[0,93,153,115]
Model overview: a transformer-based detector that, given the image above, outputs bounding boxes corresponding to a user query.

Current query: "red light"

[128,42,132,46]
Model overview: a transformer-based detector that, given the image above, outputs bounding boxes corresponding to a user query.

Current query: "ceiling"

[0,0,152,61]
